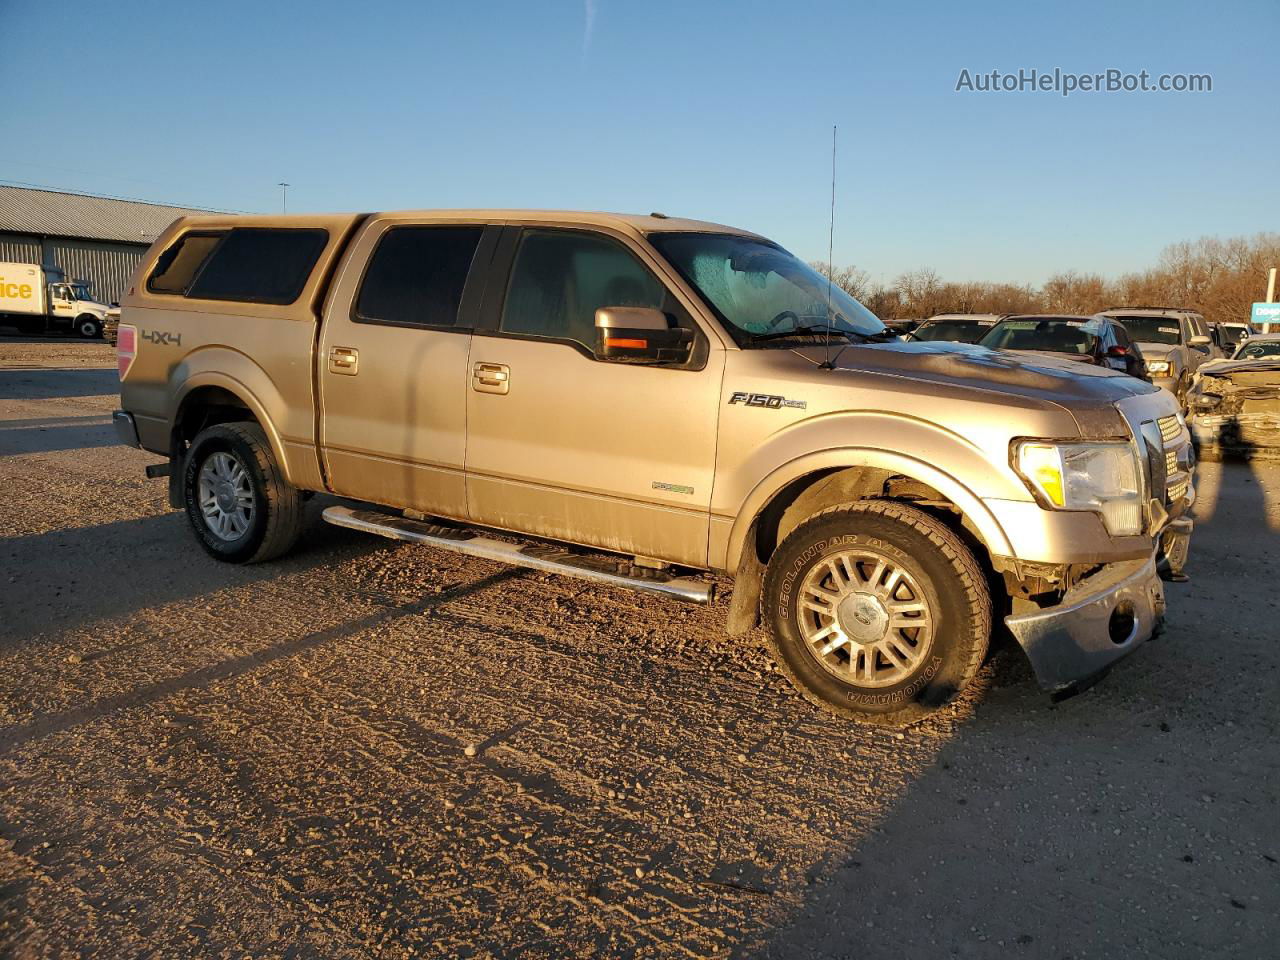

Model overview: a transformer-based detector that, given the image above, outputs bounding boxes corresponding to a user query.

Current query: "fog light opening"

[1109,602,1137,645]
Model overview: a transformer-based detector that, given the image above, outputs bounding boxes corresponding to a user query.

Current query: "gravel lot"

[1,337,1277,959]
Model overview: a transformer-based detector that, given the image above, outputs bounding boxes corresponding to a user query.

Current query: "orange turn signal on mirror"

[605,337,648,349]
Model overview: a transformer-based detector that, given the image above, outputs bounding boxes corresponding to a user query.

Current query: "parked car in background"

[1188,333,1280,459]
[882,317,922,338]
[104,305,121,347]
[978,314,1149,381]
[1100,307,1216,409]
[1226,333,1280,362]
[1214,322,1253,351]
[909,313,1003,343]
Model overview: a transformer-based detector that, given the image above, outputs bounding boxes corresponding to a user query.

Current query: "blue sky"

[3,0,1275,284]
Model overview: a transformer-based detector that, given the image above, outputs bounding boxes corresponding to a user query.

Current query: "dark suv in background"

[978,315,1150,381]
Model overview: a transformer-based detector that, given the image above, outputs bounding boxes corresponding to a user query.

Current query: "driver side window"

[501,230,666,352]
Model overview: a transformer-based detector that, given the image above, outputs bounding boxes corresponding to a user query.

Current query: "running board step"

[322,506,714,604]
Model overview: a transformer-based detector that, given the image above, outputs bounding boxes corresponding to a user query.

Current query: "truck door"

[49,283,76,323]
[317,219,498,519]
[463,226,724,567]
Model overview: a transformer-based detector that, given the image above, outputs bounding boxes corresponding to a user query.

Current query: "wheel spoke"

[817,632,846,657]
[887,600,927,615]
[866,559,886,590]
[881,567,903,597]
[804,584,842,607]
[824,559,848,589]
[879,640,908,669]
[889,613,930,631]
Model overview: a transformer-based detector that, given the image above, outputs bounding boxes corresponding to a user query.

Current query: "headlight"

[1191,394,1220,411]
[1146,360,1171,375]
[1013,440,1143,536]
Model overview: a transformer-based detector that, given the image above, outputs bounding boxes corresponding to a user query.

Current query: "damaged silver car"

[1189,333,1280,459]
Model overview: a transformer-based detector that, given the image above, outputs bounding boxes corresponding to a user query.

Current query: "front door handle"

[473,362,509,395]
[329,346,359,376]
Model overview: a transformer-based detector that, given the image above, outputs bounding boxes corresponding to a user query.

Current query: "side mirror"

[1189,334,1211,347]
[594,306,693,364]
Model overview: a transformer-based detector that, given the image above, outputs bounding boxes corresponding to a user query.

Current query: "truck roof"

[168,209,762,238]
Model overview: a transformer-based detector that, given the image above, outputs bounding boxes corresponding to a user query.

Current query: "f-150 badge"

[728,391,806,410]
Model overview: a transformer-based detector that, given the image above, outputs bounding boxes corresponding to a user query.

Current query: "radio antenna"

[823,125,836,366]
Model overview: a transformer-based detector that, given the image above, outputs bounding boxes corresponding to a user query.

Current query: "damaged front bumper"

[1006,555,1165,696]
[1005,518,1192,696]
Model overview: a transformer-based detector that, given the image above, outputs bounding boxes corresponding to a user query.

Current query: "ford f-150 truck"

[112,211,1194,724]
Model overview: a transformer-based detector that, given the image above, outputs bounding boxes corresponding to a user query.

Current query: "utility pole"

[277,182,290,214]
[1267,267,1277,333]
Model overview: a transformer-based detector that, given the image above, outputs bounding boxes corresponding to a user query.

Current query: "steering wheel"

[766,310,800,331]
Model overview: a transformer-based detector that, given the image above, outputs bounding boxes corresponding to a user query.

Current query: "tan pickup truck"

[113,210,1194,723]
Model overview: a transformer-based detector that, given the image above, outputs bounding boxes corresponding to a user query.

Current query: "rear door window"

[147,231,226,294]
[354,226,484,328]
[185,228,328,305]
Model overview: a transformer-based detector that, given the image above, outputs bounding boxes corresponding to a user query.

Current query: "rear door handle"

[329,346,359,375]
[473,362,509,395]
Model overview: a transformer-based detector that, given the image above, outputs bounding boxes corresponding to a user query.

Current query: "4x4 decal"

[728,391,806,410]
[142,329,183,346]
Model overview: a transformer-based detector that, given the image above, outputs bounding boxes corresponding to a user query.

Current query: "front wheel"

[762,500,992,725]
[75,315,103,339]
[183,422,305,563]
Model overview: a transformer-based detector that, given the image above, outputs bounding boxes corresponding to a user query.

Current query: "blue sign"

[1252,302,1280,326]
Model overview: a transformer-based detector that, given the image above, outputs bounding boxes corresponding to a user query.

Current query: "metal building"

[0,185,213,304]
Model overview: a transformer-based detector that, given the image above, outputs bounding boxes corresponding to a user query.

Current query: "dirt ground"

[1,337,1277,960]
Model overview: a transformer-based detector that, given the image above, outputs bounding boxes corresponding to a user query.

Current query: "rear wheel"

[762,500,991,725]
[183,422,305,563]
[76,315,102,339]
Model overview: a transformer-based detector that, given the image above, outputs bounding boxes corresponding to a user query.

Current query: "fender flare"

[722,447,1015,572]
[172,371,295,482]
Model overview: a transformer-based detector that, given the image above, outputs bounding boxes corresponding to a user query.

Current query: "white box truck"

[0,261,112,338]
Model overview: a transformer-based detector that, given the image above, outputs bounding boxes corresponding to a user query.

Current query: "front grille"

[1158,415,1181,445]
[1165,450,1177,476]
[1168,477,1189,502]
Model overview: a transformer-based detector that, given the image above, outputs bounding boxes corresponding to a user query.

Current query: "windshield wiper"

[748,325,880,344]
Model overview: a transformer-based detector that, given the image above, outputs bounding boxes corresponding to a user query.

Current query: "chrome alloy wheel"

[197,451,255,541]
[796,549,934,686]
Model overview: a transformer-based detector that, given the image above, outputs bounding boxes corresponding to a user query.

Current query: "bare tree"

[813,232,1278,326]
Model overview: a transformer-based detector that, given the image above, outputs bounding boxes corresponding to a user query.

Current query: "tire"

[76,315,102,339]
[762,500,991,725]
[183,422,305,563]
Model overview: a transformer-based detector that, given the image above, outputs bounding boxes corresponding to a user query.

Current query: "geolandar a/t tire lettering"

[762,500,992,725]
[182,422,305,564]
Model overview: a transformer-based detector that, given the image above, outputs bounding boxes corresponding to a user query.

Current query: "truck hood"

[798,339,1154,402]
[786,340,1161,437]
[1196,358,1280,383]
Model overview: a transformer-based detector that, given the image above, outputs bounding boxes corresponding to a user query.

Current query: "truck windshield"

[1114,315,1182,345]
[649,232,884,345]
[979,319,1098,355]
[71,284,93,301]
[913,321,988,343]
